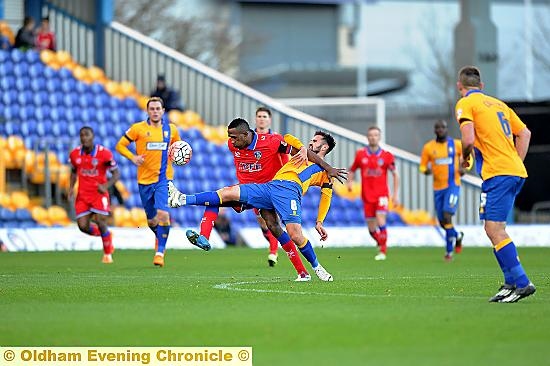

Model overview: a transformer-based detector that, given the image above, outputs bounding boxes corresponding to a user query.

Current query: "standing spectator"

[14,16,35,50]
[151,75,184,112]
[36,17,56,51]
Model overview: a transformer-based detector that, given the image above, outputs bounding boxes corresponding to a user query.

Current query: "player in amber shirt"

[347,126,399,261]
[420,120,464,260]
[168,130,347,281]
[455,65,534,303]
[69,126,119,264]
[116,97,183,267]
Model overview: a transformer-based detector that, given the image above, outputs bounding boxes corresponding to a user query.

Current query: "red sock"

[263,228,279,255]
[378,228,388,254]
[200,210,219,240]
[89,224,101,237]
[369,230,380,244]
[281,241,308,274]
[102,232,114,254]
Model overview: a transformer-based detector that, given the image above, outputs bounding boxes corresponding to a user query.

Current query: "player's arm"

[456,99,475,169]
[347,151,360,191]
[390,164,400,206]
[315,181,333,241]
[283,134,347,183]
[419,144,432,175]
[116,127,144,166]
[509,109,531,161]
[68,166,77,200]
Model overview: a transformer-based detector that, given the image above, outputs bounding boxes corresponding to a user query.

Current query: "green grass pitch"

[1,247,549,365]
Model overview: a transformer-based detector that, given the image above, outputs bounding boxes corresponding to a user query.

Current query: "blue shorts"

[138,180,171,219]
[434,186,460,221]
[239,180,302,224]
[480,176,525,221]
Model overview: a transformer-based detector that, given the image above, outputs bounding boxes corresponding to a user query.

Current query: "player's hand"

[97,183,108,194]
[315,221,328,241]
[290,146,308,167]
[132,154,145,166]
[328,167,347,184]
[392,195,400,207]
[462,154,474,171]
[346,180,353,192]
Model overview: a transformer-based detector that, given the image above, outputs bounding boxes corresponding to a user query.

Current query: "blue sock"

[156,224,170,254]
[298,240,319,268]
[495,240,530,288]
[186,191,221,206]
[277,232,292,245]
[493,249,514,285]
[444,225,457,254]
[149,225,158,235]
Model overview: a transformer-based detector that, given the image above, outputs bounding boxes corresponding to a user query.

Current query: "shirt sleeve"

[387,152,396,171]
[316,179,333,223]
[455,98,473,125]
[124,124,139,142]
[104,148,118,170]
[419,143,430,173]
[349,151,360,172]
[508,108,527,136]
[170,124,182,144]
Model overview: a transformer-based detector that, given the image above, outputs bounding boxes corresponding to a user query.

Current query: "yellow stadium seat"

[105,81,120,96]
[113,207,131,227]
[48,205,69,226]
[119,81,136,96]
[40,49,55,64]
[10,191,30,210]
[88,66,105,82]
[7,135,24,151]
[12,147,26,169]
[55,50,72,66]
[3,150,15,169]
[31,206,48,222]
[0,192,10,208]
[130,207,148,227]
[72,65,88,81]
[181,110,202,127]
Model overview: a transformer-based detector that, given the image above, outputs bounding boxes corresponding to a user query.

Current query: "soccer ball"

[168,140,192,166]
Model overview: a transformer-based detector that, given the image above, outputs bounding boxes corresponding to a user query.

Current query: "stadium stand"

[0,35,432,229]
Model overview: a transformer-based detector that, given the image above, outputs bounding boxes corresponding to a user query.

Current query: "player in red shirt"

[187,116,311,280]
[347,126,399,261]
[69,127,120,263]
[254,107,289,266]
[35,17,55,51]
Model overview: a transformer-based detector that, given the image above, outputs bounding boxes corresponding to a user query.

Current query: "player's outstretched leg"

[186,230,212,251]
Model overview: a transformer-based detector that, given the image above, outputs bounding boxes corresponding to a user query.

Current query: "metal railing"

[43,9,483,224]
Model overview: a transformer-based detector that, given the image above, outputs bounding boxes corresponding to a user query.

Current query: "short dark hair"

[367,125,381,133]
[147,96,164,109]
[255,106,272,117]
[458,66,481,88]
[23,16,34,27]
[80,126,94,134]
[228,118,251,133]
[315,130,336,155]
[42,16,50,22]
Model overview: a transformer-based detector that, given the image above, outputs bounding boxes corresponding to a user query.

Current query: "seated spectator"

[151,75,184,112]
[36,17,56,51]
[14,16,35,50]
[215,209,235,246]
[0,21,13,50]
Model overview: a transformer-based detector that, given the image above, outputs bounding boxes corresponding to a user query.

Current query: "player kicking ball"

[69,127,120,263]
[168,130,347,281]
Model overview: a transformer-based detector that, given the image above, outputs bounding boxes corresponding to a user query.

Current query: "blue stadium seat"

[108,96,120,109]
[90,82,104,95]
[30,77,46,93]
[61,78,77,93]
[62,93,79,108]
[78,93,92,108]
[34,105,49,121]
[67,121,79,137]
[0,208,15,221]
[13,62,29,78]
[15,209,33,221]
[92,93,109,109]
[43,66,59,80]
[50,106,66,120]
[58,67,73,80]
[123,98,138,109]
[47,91,64,107]
[51,122,68,137]
[75,81,91,94]
[4,121,21,135]
[46,78,61,93]
[0,59,13,76]
[20,119,37,136]
[32,91,49,106]
[0,75,15,91]
[28,62,45,78]
[1,89,17,104]
[0,50,9,63]
[25,50,40,64]
[15,77,31,92]
[19,104,35,120]
[10,49,24,63]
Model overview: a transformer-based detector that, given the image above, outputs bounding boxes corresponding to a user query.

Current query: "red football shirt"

[228,132,290,184]
[69,145,117,198]
[349,147,395,202]
[257,129,289,165]
[36,31,55,51]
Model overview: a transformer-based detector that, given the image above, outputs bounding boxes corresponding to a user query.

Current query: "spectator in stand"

[214,209,236,246]
[14,16,35,50]
[36,17,56,51]
[0,22,13,50]
[151,75,184,112]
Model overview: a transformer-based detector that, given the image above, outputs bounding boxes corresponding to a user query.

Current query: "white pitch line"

[213,280,488,299]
